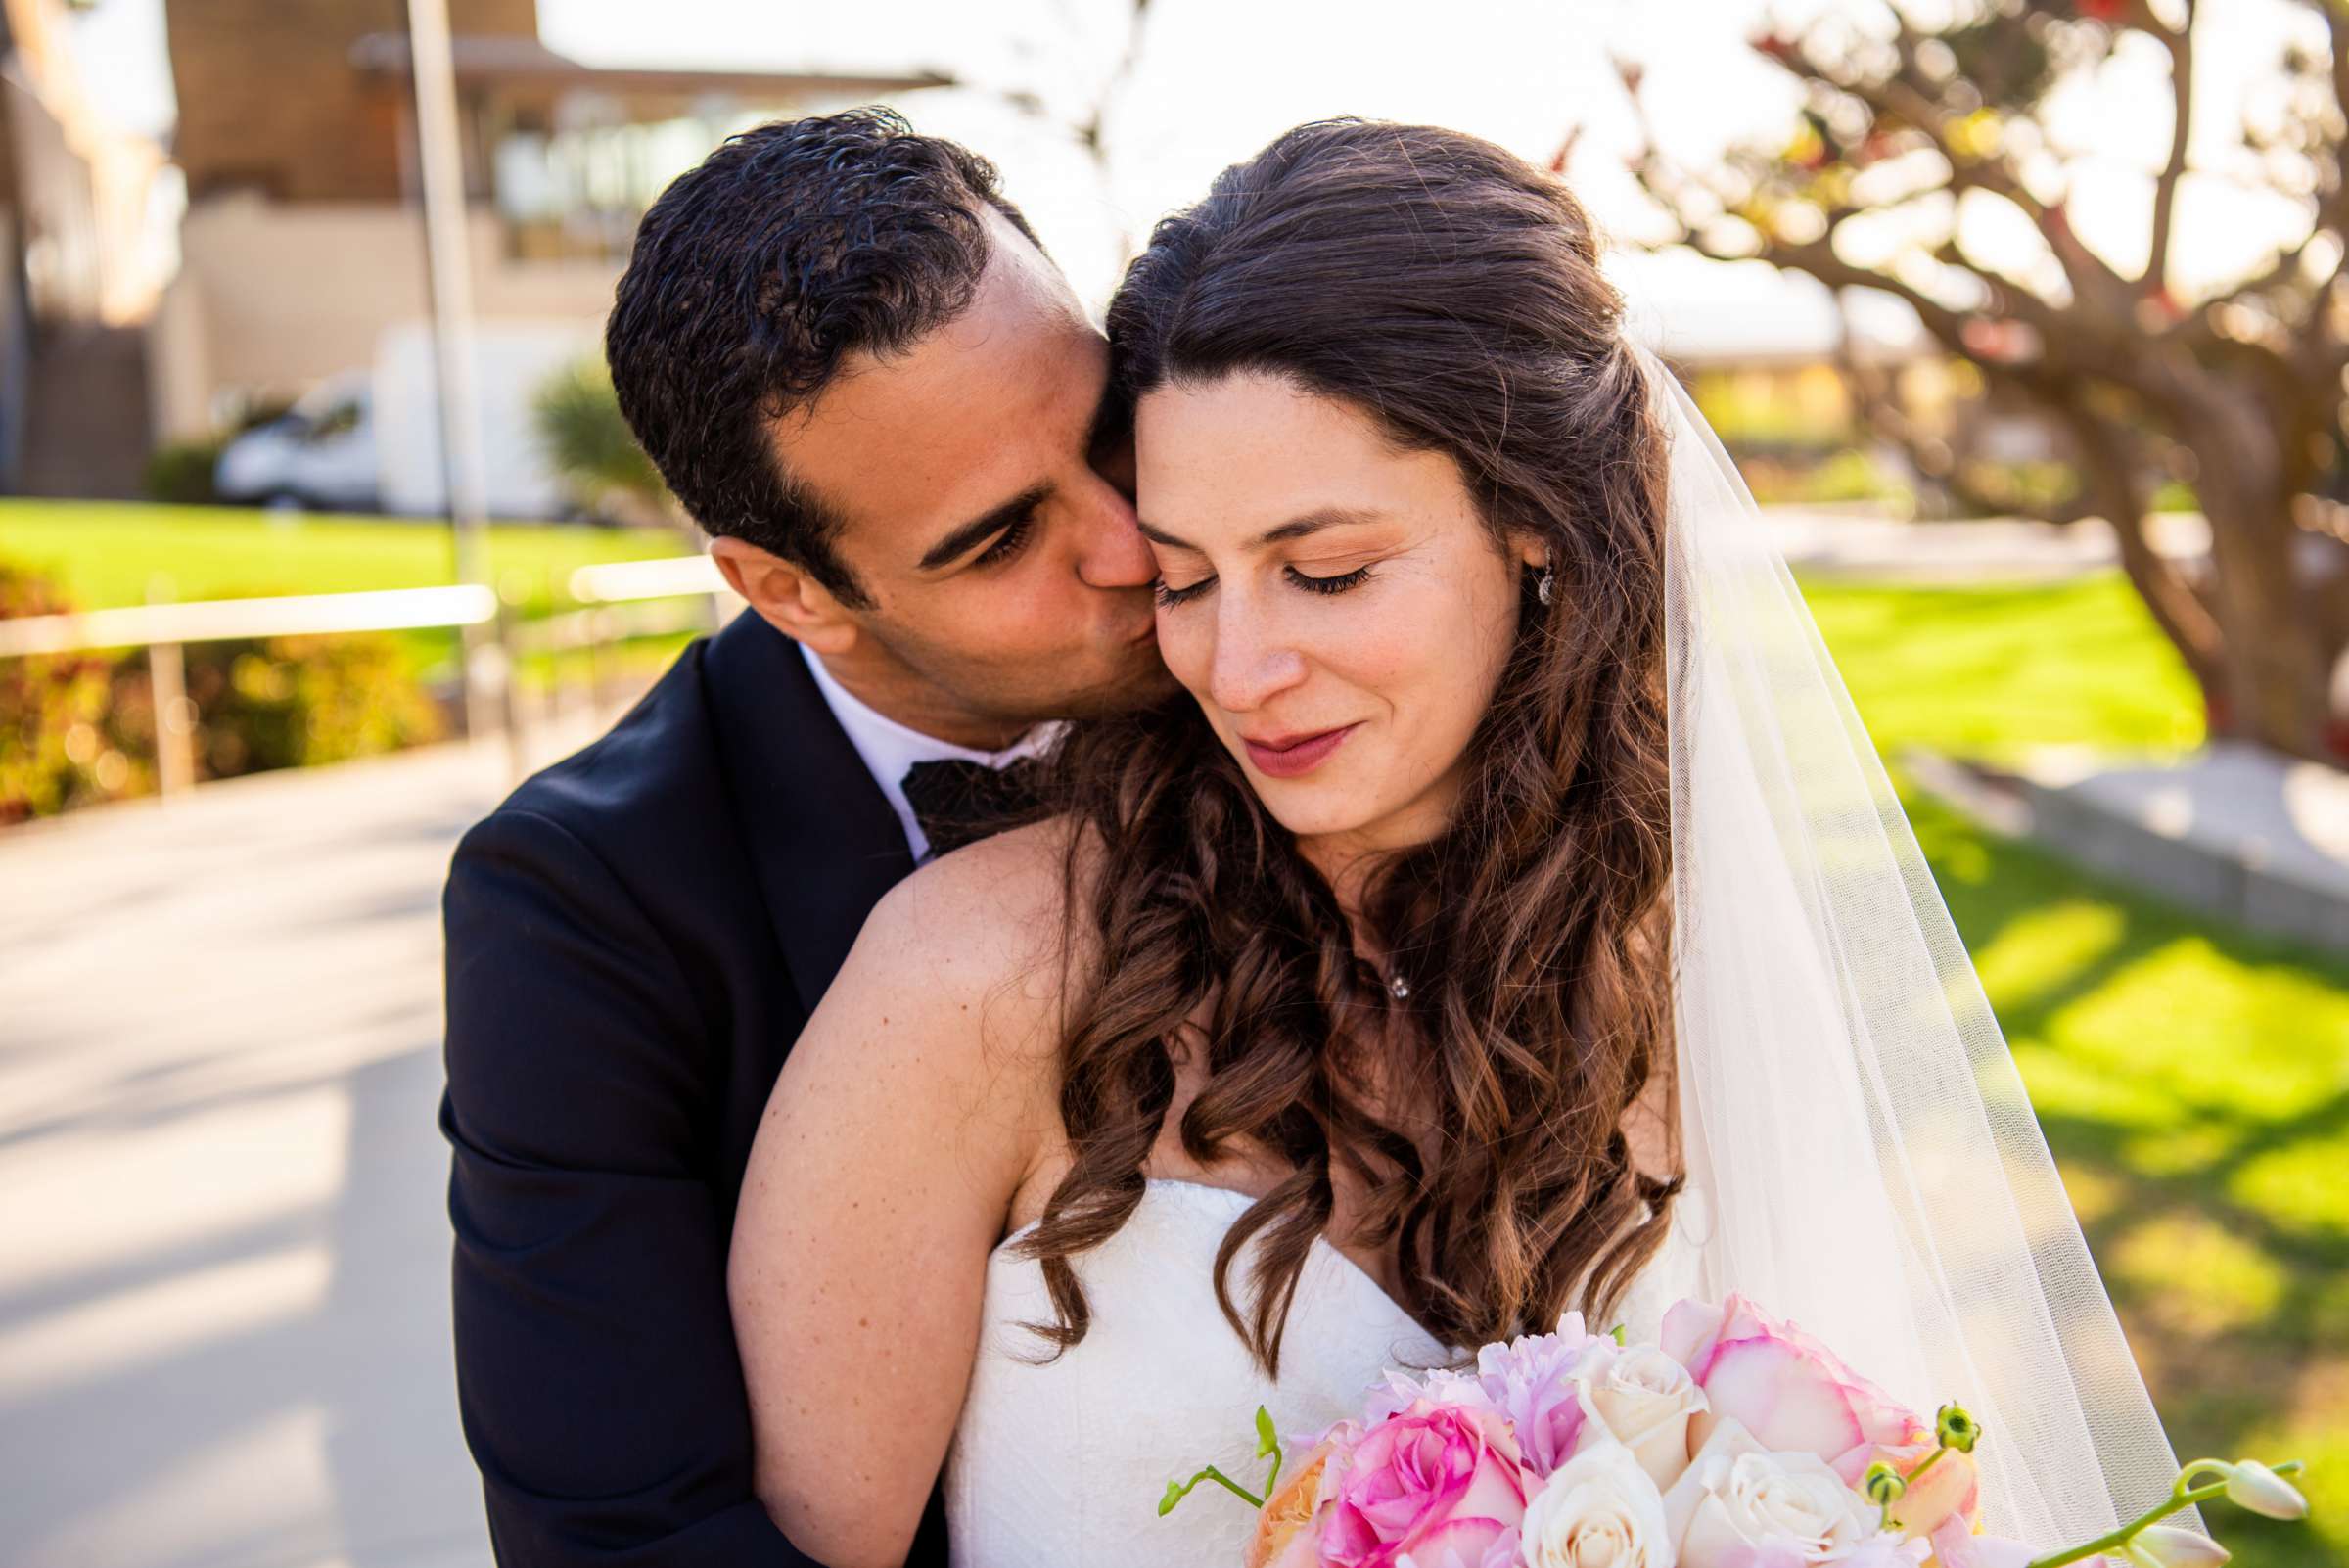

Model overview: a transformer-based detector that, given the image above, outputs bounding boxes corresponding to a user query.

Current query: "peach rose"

[1247,1428,1355,1568]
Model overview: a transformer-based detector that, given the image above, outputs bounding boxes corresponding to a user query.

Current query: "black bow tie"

[900,757,1049,858]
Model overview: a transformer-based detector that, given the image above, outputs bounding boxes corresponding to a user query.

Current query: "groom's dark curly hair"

[606,108,1042,607]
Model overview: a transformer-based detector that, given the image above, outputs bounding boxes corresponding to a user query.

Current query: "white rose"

[1580,1343,1708,1491]
[1666,1419,1883,1568]
[1523,1440,1675,1568]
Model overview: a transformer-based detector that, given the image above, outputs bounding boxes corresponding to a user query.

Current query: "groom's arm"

[440,806,828,1568]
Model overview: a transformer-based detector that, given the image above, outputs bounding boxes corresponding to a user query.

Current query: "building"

[149,0,950,441]
[0,0,174,496]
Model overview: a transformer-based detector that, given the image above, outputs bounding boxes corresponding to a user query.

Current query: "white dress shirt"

[801,643,1061,862]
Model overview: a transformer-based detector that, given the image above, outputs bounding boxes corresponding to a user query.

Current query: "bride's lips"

[1242,723,1359,779]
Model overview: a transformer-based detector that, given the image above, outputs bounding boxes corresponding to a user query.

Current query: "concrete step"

[1909,741,2349,955]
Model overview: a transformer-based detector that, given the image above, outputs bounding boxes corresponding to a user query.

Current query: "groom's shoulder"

[482,641,723,858]
[446,637,756,930]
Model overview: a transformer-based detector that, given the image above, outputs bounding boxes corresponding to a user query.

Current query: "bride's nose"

[1207,599,1309,714]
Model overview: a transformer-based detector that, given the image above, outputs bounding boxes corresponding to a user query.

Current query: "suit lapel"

[700,612,916,1019]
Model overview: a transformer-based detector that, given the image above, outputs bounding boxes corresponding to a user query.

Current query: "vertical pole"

[149,640,197,798]
[405,0,526,778]
[143,576,197,799]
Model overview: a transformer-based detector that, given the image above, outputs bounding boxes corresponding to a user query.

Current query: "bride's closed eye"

[1151,563,1379,608]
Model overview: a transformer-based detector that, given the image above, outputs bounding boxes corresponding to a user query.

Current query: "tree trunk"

[2062,404,2229,706]
[2174,394,2333,760]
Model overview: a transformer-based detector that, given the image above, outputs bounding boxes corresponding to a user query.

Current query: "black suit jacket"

[440,612,947,1567]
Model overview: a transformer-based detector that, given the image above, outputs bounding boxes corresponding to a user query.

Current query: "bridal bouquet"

[1162,1294,2310,1568]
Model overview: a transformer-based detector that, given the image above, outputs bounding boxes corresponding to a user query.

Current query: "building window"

[492,97,772,263]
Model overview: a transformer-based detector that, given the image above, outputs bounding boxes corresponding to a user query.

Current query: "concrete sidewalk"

[0,732,593,1567]
[1765,507,2210,581]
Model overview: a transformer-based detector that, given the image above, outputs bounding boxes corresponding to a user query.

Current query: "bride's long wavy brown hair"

[1021,119,1681,1374]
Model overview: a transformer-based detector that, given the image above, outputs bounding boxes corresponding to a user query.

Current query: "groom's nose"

[1071,472,1157,591]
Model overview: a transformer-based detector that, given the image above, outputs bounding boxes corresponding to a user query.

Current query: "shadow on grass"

[1901,780,2349,1568]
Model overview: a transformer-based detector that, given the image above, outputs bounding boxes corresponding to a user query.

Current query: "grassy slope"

[1807,576,2347,1568]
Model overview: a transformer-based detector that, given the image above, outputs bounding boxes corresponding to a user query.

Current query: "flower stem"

[1909,1446,1949,1485]
[2023,1461,2305,1568]
[1163,1465,1266,1514]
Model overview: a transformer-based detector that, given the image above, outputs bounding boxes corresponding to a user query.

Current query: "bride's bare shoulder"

[834,814,1100,1058]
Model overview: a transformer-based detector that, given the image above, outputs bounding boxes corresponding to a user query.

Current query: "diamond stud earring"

[1537,569,1556,607]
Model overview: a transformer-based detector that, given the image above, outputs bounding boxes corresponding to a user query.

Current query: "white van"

[212,321,600,520]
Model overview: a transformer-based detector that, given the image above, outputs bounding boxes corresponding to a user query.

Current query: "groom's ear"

[709,536,862,656]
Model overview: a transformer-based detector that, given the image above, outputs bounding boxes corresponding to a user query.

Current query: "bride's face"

[1135,371,1539,853]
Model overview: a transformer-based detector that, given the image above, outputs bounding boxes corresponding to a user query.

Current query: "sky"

[65,0,2333,354]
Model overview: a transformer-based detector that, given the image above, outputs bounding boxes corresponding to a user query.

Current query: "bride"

[728,120,2180,1568]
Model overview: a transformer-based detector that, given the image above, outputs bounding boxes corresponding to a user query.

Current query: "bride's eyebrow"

[1136,505,1386,554]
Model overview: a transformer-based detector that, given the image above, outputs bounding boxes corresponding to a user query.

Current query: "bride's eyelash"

[1153,576,1213,608]
[1152,564,1377,608]
[1287,564,1375,595]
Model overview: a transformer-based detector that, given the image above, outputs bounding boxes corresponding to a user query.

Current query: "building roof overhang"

[347,33,953,101]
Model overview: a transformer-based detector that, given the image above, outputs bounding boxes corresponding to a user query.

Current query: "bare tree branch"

[1798,23,2133,312]
[1054,0,1153,162]
[2146,0,2197,297]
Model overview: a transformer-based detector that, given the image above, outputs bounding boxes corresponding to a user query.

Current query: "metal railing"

[0,555,738,800]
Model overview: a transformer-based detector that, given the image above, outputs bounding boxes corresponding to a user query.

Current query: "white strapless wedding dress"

[944,1179,1700,1568]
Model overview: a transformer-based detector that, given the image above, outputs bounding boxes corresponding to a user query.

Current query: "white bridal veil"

[1644,344,2188,1547]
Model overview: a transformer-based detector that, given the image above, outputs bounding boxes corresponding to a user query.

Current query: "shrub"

[0,562,447,824]
[0,564,156,822]
[530,357,676,528]
[185,631,444,778]
[143,438,227,505]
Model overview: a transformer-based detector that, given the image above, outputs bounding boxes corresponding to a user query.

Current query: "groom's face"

[760,210,1172,740]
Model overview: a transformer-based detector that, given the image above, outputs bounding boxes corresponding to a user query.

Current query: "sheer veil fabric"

[1644,343,2187,1545]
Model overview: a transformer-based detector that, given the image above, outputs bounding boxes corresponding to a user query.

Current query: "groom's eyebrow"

[918,483,1053,571]
[1138,506,1384,553]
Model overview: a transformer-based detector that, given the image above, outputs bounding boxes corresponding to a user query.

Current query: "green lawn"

[0,498,702,692]
[1805,574,2347,1568]
[0,505,2337,1563]
[0,498,694,614]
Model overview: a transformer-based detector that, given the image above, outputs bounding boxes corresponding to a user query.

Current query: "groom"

[439,110,1168,1568]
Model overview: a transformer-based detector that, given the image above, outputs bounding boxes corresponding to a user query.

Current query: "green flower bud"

[1936,1403,1981,1454]
[1864,1461,1909,1506]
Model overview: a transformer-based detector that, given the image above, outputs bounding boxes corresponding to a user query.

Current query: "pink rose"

[1319,1399,1532,1568]
[1718,1548,1810,1568]
[1928,1517,2039,1568]
[1828,1532,1934,1568]
[1662,1296,1925,1480]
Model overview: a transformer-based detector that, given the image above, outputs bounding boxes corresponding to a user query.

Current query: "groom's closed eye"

[921,484,1054,573]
